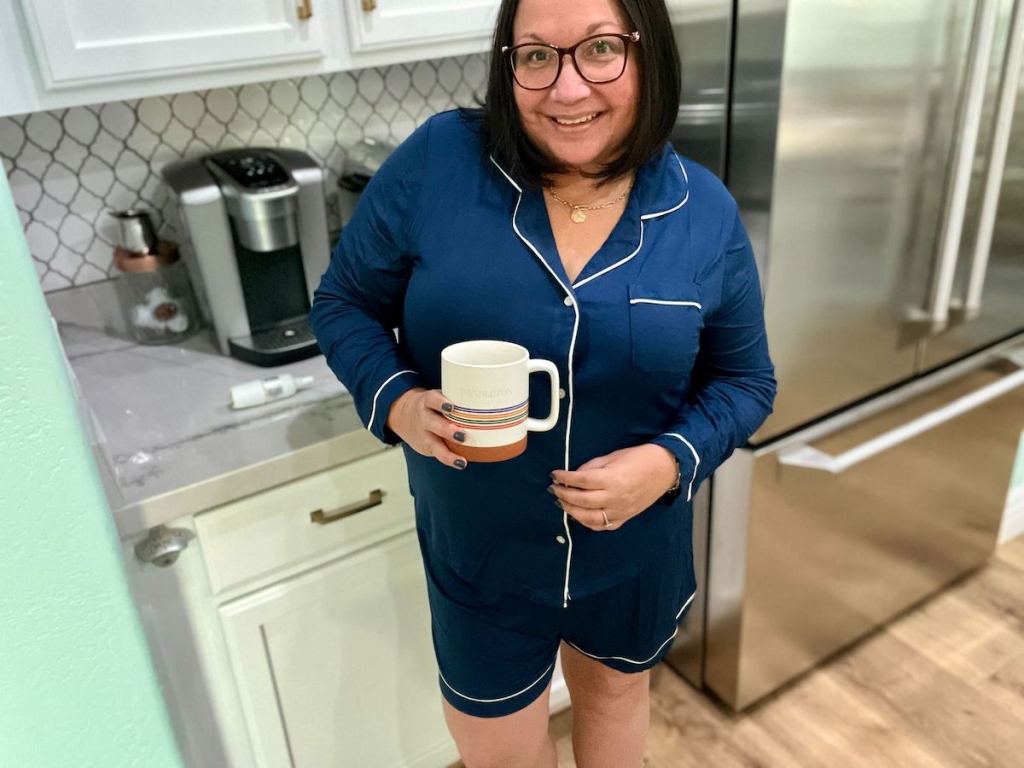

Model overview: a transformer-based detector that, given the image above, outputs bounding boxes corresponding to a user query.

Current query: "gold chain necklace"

[546,182,632,223]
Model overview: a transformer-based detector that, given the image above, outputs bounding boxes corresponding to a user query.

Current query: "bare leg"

[441,677,558,768]
[558,640,649,768]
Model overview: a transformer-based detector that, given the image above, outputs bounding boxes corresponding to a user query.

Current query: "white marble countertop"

[57,322,387,538]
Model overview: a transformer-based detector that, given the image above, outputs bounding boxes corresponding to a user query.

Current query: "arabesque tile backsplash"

[0,55,487,293]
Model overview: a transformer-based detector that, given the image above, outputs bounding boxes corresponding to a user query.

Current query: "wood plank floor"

[442,536,1024,765]
[542,535,1024,767]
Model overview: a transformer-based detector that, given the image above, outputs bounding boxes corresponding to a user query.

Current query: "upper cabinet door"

[18,0,328,88]
[344,0,498,53]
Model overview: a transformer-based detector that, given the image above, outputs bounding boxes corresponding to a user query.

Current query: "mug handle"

[526,359,560,432]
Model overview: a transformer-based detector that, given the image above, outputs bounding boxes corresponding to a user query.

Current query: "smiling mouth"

[550,112,602,126]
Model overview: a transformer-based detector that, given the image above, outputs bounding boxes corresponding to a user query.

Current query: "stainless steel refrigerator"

[665,0,1024,710]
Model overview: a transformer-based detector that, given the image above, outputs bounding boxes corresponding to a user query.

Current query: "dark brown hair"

[460,0,681,189]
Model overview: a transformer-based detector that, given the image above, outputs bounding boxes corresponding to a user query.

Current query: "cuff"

[367,369,424,446]
[648,432,701,503]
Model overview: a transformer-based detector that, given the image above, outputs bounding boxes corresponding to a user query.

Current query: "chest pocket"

[627,280,704,373]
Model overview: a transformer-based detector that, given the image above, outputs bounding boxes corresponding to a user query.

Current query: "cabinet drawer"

[195,447,414,594]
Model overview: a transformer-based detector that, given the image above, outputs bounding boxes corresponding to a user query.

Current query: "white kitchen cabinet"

[1,0,496,116]
[195,446,459,766]
[127,444,570,767]
[17,0,329,89]
[219,528,458,768]
[343,0,499,54]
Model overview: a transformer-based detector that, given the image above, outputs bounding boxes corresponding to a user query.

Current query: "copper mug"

[440,340,560,462]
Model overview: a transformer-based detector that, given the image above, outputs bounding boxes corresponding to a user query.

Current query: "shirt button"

[563,296,573,306]
[558,388,566,399]
[555,535,566,544]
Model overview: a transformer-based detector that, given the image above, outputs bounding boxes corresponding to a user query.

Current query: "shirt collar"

[487,143,691,290]
[488,141,690,220]
[634,142,690,220]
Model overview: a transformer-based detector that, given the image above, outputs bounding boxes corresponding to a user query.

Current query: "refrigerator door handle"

[778,352,1024,474]
[906,0,1001,333]
[952,0,1024,322]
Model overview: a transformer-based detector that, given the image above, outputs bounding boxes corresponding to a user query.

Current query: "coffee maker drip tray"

[227,318,320,367]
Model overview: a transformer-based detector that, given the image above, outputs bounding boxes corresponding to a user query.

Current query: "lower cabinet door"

[219,529,459,768]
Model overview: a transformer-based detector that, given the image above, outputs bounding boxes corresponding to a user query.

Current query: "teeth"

[554,113,598,125]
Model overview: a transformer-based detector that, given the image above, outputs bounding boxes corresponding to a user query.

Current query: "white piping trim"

[489,154,523,192]
[439,660,555,703]
[368,369,417,434]
[629,299,702,309]
[564,590,697,665]
[658,433,700,502]
[491,154,577,609]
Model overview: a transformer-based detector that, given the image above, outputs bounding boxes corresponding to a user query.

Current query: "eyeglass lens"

[511,35,628,89]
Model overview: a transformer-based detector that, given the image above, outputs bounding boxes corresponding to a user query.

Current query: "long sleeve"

[308,119,433,446]
[649,201,778,501]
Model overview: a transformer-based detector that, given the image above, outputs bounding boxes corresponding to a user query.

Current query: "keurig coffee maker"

[162,148,330,366]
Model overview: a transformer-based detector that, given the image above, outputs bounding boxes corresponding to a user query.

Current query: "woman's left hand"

[549,444,678,531]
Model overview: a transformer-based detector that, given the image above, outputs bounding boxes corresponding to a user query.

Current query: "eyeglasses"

[501,31,640,91]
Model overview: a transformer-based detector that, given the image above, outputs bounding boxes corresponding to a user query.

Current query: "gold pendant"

[571,208,587,223]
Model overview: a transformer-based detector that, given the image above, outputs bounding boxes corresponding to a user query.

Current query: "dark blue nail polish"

[453,431,466,442]
[454,458,466,469]
[441,402,453,412]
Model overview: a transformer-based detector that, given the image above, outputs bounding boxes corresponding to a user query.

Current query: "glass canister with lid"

[110,209,201,345]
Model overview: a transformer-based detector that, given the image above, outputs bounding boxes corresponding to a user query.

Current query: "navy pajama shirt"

[309,108,777,718]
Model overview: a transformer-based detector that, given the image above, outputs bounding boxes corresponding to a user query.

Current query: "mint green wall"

[0,170,182,765]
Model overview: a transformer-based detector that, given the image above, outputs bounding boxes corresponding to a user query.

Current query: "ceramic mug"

[440,340,560,462]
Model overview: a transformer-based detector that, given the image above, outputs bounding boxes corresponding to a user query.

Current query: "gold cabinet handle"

[309,489,385,525]
[297,0,313,20]
[362,0,377,11]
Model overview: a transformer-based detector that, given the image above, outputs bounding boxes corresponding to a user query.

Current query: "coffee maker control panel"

[208,151,291,189]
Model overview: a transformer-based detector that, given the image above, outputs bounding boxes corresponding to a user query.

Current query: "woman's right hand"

[386,387,468,470]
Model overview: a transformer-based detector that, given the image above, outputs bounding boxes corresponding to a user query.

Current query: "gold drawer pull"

[362,0,377,11]
[310,489,385,525]
[297,0,313,20]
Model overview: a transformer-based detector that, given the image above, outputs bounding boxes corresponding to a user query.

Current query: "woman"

[309,0,776,764]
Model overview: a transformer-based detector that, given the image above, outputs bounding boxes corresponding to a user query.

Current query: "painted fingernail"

[546,485,556,495]
[441,402,453,412]
[454,458,466,469]
[453,431,466,442]
[553,499,562,509]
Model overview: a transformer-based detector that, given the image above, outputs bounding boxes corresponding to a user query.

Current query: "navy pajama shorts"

[415,523,697,719]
